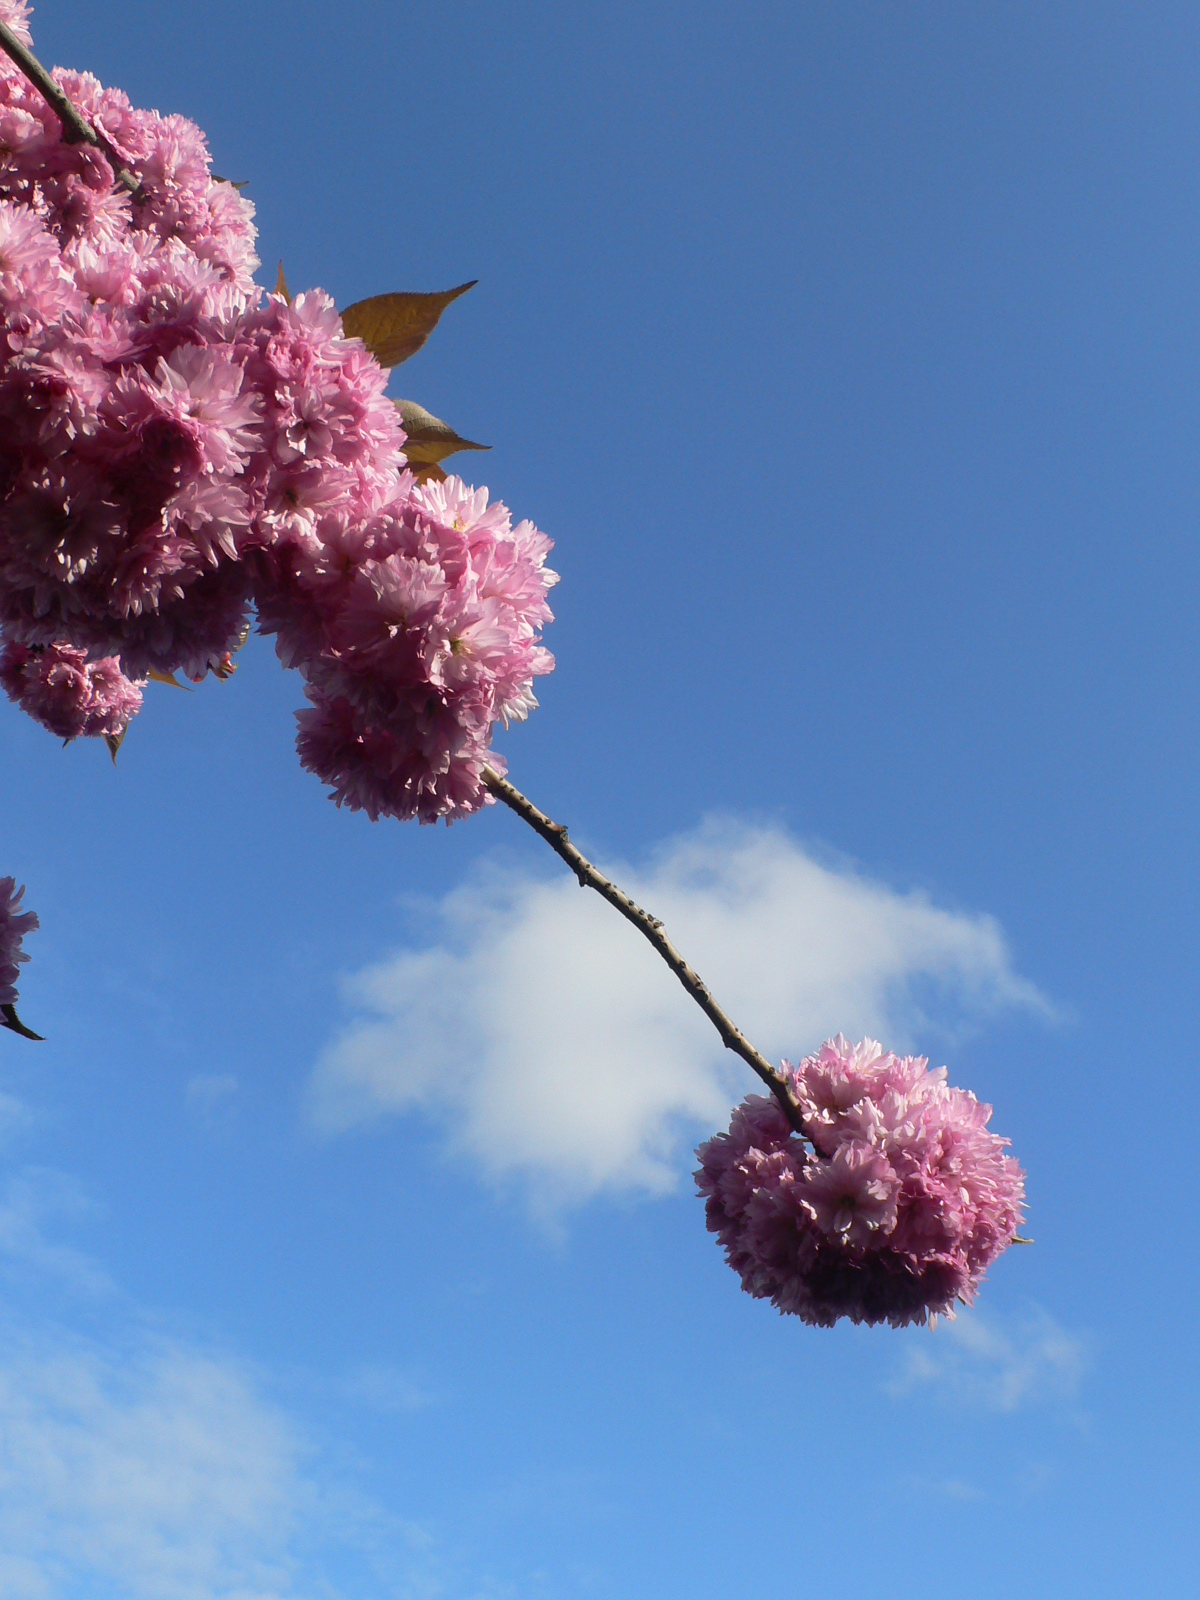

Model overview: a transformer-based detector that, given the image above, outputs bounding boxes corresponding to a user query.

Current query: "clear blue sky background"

[0,2,1196,1595]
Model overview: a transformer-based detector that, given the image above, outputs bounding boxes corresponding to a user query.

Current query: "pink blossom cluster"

[695,1036,1026,1327]
[0,3,556,817]
[0,0,263,680]
[259,473,557,822]
[0,874,37,1008]
[0,637,142,738]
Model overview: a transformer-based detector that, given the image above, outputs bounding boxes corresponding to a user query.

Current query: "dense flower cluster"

[262,473,557,821]
[695,1036,1025,1327]
[0,874,37,1008]
[0,637,142,738]
[0,2,555,822]
[0,0,262,680]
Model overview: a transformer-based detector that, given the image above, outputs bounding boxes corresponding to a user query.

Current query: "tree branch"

[481,766,811,1142]
[0,19,143,196]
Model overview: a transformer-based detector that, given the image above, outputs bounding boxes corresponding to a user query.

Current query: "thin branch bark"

[0,20,143,196]
[481,766,811,1141]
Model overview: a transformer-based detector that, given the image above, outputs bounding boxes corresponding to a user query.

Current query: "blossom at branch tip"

[0,874,37,1009]
[695,1035,1026,1327]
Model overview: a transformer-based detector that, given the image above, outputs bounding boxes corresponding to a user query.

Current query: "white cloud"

[186,1075,239,1111]
[888,1306,1089,1412]
[335,1363,438,1415]
[0,1169,113,1295]
[0,1335,306,1600]
[0,1318,460,1600]
[309,818,1048,1204]
[185,1075,240,1131]
[0,1089,33,1144]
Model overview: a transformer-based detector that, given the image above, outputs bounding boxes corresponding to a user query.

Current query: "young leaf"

[275,261,291,304]
[0,1003,43,1041]
[147,667,189,689]
[104,727,126,764]
[396,399,490,479]
[340,282,477,368]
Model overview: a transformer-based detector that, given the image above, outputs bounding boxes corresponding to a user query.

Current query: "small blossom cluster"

[695,1035,1026,1327]
[0,3,555,814]
[260,473,557,822]
[0,874,37,1008]
[0,636,142,738]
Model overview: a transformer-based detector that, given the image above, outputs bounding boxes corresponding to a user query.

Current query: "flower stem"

[481,766,810,1139]
[0,20,143,196]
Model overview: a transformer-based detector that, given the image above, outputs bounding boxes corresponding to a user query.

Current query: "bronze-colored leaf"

[147,667,189,689]
[0,1002,43,1041]
[412,461,448,485]
[395,400,490,472]
[212,175,249,190]
[340,282,477,368]
[104,727,125,764]
[275,260,292,305]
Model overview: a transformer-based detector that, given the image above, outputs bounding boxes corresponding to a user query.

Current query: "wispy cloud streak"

[0,1335,304,1599]
[889,1307,1090,1412]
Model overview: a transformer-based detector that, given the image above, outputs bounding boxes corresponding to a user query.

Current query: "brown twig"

[0,19,143,196]
[481,766,811,1141]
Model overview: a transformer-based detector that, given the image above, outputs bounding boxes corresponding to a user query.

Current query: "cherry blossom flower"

[259,472,557,824]
[0,636,143,739]
[0,3,32,54]
[695,1036,1025,1327]
[0,8,556,809]
[0,874,37,1009]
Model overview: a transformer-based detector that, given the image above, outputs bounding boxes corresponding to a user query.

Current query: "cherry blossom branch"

[481,766,811,1140]
[0,19,142,195]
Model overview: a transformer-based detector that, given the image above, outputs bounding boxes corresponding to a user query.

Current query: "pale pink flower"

[0,201,55,278]
[798,1140,900,1246]
[0,3,33,55]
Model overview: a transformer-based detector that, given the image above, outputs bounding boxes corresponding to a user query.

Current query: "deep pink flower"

[0,874,37,1009]
[0,636,143,739]
[695,1036,1026,1327]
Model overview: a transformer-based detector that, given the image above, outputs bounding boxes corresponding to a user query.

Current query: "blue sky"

[1,0,1196,1594]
